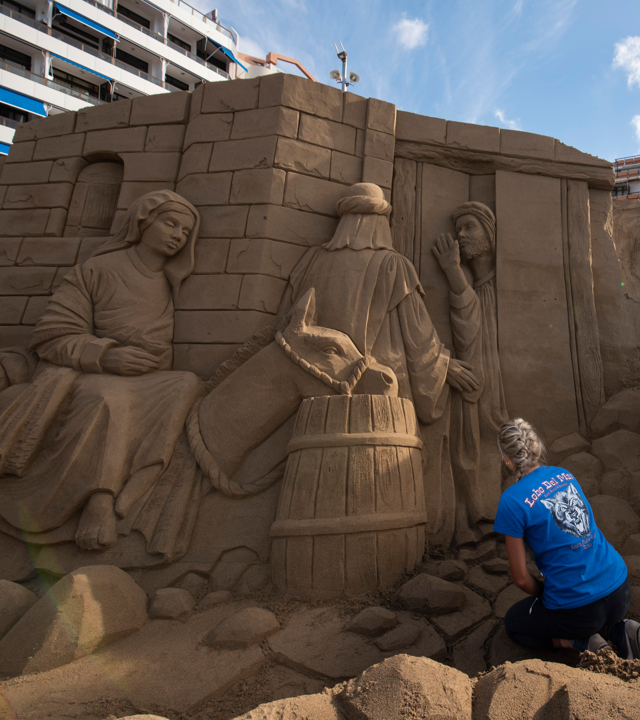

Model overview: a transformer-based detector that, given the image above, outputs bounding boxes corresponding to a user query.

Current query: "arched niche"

[64,159,124,237]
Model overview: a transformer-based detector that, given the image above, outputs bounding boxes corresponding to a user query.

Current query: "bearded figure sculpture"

[433,201,508,544]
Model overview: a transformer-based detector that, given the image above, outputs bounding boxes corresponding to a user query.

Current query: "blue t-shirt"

[494,465,627,610]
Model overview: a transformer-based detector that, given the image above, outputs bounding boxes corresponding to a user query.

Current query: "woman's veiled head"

[94,190,201,299]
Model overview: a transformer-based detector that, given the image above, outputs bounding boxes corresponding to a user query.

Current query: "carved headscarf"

[451,201,496,256]
[93,190,201,299]
[323,183,393,251]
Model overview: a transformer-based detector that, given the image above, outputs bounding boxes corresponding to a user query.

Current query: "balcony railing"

[0,116,20,129]
[0,59,104,105]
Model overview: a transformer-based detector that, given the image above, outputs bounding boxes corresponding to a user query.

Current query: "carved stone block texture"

[343,93,367,129]
[84,127,147,155]
[239,273,287,314]
[364,129,395,162]
[0,296,28,324]
[0,266,56,294]
[130,92,190,125]
[17,237,80,266]
[117,182,175,210]
[555,140,612,167]
[259,73,343,122]
[230,168,286,205]
[178,143,213,181]
[500,129,554,161]
[175,172,232,207]
[189,82,204,120]
[330,151,363,185]
[496,170,579,441]
[355,128,365,158]
[209,136,278,173]
[396,111,446,144]
[52,265,71,289]
[362,156,394,189]
[446,121,500,153]
[5,141,35,164]
[75,100,132,133]
[0,325,32,348]
[246,204,338,246]
[227,237,306,279]
[175,274,242,310]
[367,98,396,135]
[49,158,87,184]
[21,295,51,325]
[145,125,185,153]
[0,209,51,236]
[193,238,230,274]
[45,208,67,237]
[274,137,331,179]
[390,157,417,262]
[0,161,54,186]
[183,113,233,149]
[33,134,86,161]
[12,112,76,143]
[298,114,356,154]
[174,309,274,343]
[4,183,73,210]
[0,185,5,205]
[231,107,299,140]
[201,77,260,114]
[198,205,249,238]
[0,238,22,265]
[284,173,347,216]
[121,153,181,182]
[172,342,239,378]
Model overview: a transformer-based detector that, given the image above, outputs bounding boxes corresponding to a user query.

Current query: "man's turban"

[325,183,393,251]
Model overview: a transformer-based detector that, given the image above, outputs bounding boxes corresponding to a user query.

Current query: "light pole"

[330,41,360,93]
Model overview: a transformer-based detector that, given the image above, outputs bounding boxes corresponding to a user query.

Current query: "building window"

[115,48,149,73]
[52,68,99,98]
[196,48,227,72]
[52,16,100,49]
[0,0,35,19]
[167,33,191,53]
[165,74,189,91]
[117,4,151,29]
[0,102,28,123]
[0,42,31,71]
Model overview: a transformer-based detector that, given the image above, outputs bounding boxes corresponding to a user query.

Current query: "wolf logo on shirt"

[540,483,591,539]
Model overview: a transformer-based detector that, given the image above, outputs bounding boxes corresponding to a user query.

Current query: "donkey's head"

[281,289,398,396]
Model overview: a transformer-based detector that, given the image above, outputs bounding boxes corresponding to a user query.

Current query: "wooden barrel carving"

[271,394,426,599]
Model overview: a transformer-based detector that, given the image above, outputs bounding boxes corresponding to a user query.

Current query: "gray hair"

[498,418,547,481]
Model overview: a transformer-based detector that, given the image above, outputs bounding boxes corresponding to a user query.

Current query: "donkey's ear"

[289,288,317,331]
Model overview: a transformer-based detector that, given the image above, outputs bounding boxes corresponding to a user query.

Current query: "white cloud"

[237,35,267,60]
[495,109,522,130]
[392,17,429,50]
[614,37,640,88]
[632,115,640,146]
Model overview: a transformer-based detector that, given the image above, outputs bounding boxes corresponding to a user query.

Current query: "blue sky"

[197,0,640,163]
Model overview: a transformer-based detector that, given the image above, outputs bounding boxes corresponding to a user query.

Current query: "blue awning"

[52,53,113,82]
[0,87,47,117]
[207,38,248,73]
[53,3,119,41]
[0,142,10,155]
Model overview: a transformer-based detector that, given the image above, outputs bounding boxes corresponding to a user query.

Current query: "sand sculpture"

[0,74,639,719]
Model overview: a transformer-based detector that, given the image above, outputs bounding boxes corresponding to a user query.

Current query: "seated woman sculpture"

[0,190,205,554]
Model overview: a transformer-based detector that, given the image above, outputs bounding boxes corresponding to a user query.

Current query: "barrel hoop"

[270,510,428,537]
[287,432,423,453]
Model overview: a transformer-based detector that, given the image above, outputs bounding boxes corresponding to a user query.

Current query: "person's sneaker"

[570,632,609,653]
[609,620,640,660]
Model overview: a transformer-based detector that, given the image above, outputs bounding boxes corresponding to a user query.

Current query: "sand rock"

[561,452,602,496]
[429,585,492,642]
[600,470,628,498]
[0,531,34,583]
[175,572,208,600]
[148,588,195,620]
[118,716,170,720]
[453,619,497,677]
[631,585,640,617]
[373,621,421,651]
[395,573,466,615]
[337,654,473,720]
[494,583,529,618]
[197,590,233,610]
[548,432,590,462]
[590,495,640,551]
[475,657,640,720]
[591,388,640,437]
[591,430,640,473]
[622,534,640,556]
[458,538,496,562]
[418,558,467,581]
[344,606,397,637]
[467,565,511,598]
[230,692,345,720]
[482,558,510,574]
[204,606,280,649]
[626,555,640,585]
[0,565,147,675]
[0,579,37,640]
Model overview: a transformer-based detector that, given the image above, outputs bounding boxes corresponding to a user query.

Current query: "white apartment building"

[613,155,640,201]
[0,0,254,154]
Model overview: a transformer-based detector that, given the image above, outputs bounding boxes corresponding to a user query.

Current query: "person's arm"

[505,536,544,596]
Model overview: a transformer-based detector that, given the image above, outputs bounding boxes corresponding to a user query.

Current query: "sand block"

[467,565,511,599]
[430,585,491,643]
[562,452,603,497]
[148,588,195,620]
[453,619,497,678]
[231,692,345,720]
[0,580,37,640]
[591,430,640,473]
[395,573,466,615]
[344,606,397,637]
[590,495,640,551]
[591,389,640,438]
[549,432,591,462]
[274,137,331,178]
[204,607,279,650]
[418,559,467,581]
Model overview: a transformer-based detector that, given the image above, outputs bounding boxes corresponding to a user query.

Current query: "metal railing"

[0,3,44,29]
[0,115,20,128]
[116,11,165,42]
[0,59,104,105]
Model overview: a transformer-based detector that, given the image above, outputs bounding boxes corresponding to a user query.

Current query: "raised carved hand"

[101,346,160,375]
[446,358,480,393]
[433,233,461,271]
